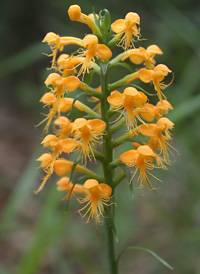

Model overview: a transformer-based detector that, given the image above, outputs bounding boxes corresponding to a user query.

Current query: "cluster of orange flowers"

[36,5,175,223]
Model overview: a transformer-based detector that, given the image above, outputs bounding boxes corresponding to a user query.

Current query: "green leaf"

[0,146,41,236]
[116,246,174,270]
[16,185,64,274]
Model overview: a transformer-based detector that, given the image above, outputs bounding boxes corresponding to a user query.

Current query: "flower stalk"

[36,4,175,273]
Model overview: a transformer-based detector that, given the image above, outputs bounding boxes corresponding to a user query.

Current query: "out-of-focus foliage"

[0,0,200,273]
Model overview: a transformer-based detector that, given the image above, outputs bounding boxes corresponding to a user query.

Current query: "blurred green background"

[1,0,200,273]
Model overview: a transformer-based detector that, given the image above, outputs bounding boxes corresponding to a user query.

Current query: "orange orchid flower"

[54,116,73,139]
[139,100,173,122]
[121,45,163,69]
[138,64,172,103]
[120,145,159,190]
[57,177,87,199]
[111,12,140,50]
[76,34,112,77]
[57,54,85,77]
[138,117,174,162]
[42,32,82,68]
[71,118,106,163]
[78,179,112,223]
[40,73,80,131]
[35,135,77,193]
[68,5,99,34]
[107,87,147,130]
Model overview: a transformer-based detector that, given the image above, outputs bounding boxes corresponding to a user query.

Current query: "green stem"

[108,71,139,92]
[100,62,118,274]
[112,128,138,148]
[79,82,103,99]
[110,117,126,134]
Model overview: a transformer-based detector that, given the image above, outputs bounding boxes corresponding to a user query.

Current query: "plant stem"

[100,62,118,274]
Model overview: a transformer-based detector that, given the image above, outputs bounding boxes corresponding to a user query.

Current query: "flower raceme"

[37,5,175,225]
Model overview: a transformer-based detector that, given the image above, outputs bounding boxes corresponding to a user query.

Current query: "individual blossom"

[138,64,172,103]
[43,33,112,78]
[68,5,100,34]
[138,117,175,162]
[42,32,82,68]
[111,12,140,50]
[120,145,159,190]
[71,118,106,163]
[57,54,85,77]
[107,87,147,130]
[78,179,112,223]
[139,100,173,122]
[121,45,163,69]
[76,34,112,77]
[54,116,73,139]
[35,134,78,193]
[41,73,80,131]
[57,177,87,199]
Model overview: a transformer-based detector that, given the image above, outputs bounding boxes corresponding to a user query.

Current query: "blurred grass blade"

[16,185,65,274]
[0,43,47,78]
[169,93,200,123]
[116,246,174,270]
[0,145,41,234]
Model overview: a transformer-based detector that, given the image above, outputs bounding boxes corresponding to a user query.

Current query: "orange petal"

[157,117,174,130]
[120,150,138,166]
[62,76,80,92]
[111,19,125,33]
[107,91,123,107]
[45,73,62,86]
[88,119,106,135]
[140,103,156,122]
[54,159,73,176]
[57,177,70,191]
[54,116,70,127]
[99,183,112,197]
[129,54,144,65]
[138,124,157,137]
[59,138,77,153]
[72,118,87,130]
[147,45,163,56]
[84,179,99,190]
[125,12,140,24]
[137,145,154,157]
[96,44,112,60]
[68,5,81,21]
[154,64,172,74]
[138,68,153,83]
[41,134,58,147]
[40,92,56,105]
